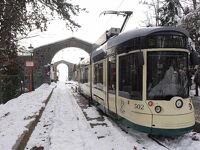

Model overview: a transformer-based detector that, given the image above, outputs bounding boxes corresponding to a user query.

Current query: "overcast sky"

[19,0,148,49]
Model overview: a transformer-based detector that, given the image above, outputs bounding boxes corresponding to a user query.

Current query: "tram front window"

[147,51,189,100]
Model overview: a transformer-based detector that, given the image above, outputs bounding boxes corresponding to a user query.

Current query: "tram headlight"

[155,106,161,113]
[175,99,183,108]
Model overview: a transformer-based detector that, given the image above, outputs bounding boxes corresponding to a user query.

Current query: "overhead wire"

[102,0,126,29]
[116,0,126,10]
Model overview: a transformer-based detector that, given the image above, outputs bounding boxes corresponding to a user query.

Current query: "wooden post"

[29,67,32,91]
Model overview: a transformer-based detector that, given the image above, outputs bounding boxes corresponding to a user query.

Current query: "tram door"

[107,55,117,114]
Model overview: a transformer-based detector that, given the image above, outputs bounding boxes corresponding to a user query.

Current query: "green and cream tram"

[79,27,197,136]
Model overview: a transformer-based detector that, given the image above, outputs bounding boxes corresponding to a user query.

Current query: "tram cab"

[80,27,198,136]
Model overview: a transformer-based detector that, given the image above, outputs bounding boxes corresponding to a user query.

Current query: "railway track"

[73,92,170,149]
[72,89,200,150]
[116,118,200,150]
[148,135,171,150]
[116,122,172,150]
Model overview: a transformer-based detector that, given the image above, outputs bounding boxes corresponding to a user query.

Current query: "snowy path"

[24,82,169,150]
[26,82,98,150]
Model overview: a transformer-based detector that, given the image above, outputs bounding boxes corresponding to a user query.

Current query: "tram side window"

[80,67,88,83]
[94,63,103,90]
[80,68,84,83]
[94,65,98,84]
[108,56,116,94]
[119,53,142,100]
[83,67,88,83]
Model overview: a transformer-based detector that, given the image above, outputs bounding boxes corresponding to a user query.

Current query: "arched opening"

[50,47,89,82]
[28,37,93,88]
[52,47,89,64]
[57,63,68,82]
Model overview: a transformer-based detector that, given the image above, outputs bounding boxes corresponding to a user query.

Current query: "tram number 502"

[135,104,144,110]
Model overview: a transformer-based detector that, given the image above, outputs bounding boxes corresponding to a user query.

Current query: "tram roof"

[91,45,106,62]
[91,27,189,62]
[107,27,189,49]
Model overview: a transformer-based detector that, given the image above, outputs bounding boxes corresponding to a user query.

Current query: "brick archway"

[52,60,74,81]
[31,37,93,87]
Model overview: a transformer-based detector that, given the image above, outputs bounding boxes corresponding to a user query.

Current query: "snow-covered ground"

[0,82,200,150]
[0,83,55,150]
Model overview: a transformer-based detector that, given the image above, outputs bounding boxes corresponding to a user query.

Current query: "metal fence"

[0,75,25,104]
[0,68,50,104]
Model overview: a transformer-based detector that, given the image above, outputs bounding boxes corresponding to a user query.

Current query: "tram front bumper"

[151,112,195,136]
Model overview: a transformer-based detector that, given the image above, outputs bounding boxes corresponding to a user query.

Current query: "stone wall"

[24,37,93,88]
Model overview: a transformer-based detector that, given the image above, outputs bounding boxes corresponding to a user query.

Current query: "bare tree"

[139,0,165,26]
[181,0,200,51]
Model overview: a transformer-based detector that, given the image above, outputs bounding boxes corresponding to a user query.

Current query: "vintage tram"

[78,27,197,136]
